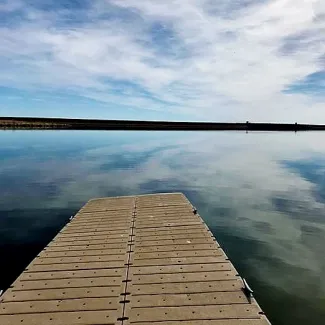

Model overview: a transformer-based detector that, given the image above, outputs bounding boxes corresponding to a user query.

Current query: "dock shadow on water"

[1,130,325,325]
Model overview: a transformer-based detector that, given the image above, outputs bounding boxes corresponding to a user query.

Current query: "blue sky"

[0,0,325,122]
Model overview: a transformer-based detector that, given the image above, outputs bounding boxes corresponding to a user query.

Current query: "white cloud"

[0,0,325,121]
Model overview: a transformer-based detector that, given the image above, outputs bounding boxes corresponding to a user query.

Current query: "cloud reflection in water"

[1,130,325,324]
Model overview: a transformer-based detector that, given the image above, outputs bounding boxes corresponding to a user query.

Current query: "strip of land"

[1,116,325,131]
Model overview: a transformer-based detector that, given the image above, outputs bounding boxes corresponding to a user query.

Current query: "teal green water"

[1,131,325,325]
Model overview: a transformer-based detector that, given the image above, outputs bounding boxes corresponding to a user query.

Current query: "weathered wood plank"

[0,193,270,325]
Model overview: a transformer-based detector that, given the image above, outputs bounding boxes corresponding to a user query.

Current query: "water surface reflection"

[1,131,325,325]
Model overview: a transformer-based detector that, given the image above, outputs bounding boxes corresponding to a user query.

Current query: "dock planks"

[0,193,271,325]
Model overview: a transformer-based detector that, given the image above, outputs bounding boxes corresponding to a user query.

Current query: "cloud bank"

[0,0,325,121]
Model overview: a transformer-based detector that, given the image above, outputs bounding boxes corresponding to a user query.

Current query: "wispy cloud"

[0,0,325,121]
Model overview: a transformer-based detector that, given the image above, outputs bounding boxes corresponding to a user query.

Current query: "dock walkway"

[0,193,270,324]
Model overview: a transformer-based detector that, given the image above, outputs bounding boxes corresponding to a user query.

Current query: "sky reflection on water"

[0,130,325,325]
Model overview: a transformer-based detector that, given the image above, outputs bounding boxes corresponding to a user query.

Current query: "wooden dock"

[0,193,271,324]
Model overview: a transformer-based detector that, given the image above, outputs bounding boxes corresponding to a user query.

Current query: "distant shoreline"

[1,117,325,131]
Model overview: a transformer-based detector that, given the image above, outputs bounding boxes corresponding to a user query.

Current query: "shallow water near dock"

[1,130,325,325]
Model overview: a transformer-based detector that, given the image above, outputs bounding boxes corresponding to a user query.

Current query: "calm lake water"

[1,130,325,324]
